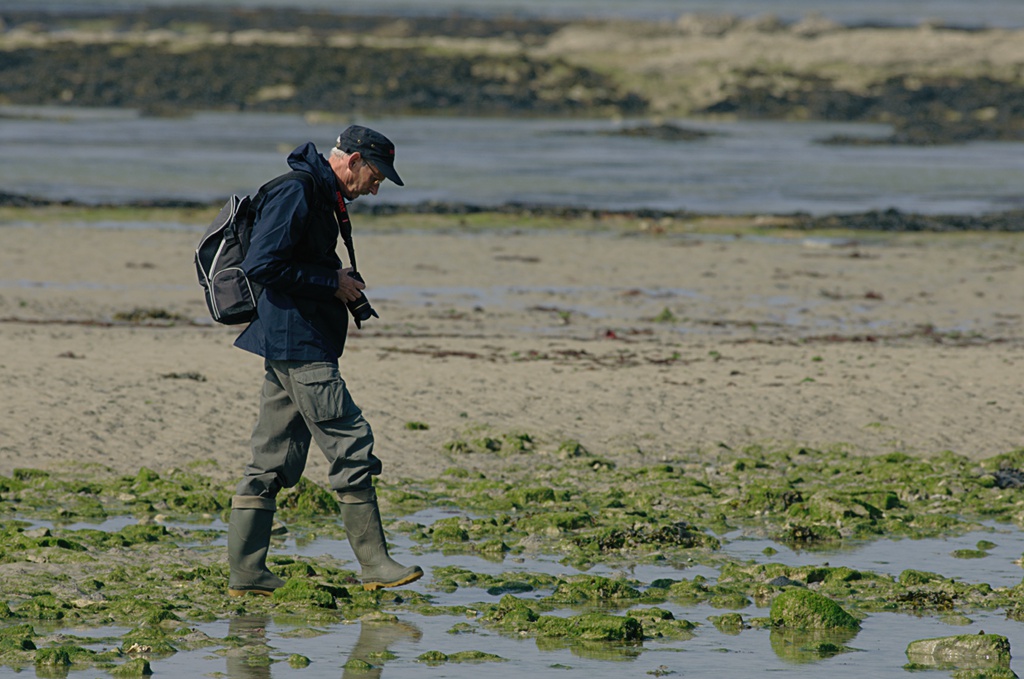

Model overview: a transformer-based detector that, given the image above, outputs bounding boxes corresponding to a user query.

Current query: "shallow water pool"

[9,510,1024,679]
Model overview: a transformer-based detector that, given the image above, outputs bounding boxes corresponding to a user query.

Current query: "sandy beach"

[2,216,1022,486]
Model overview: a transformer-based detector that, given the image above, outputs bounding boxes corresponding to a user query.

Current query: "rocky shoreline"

[2,7,1024,144]
[2,189,1023,233]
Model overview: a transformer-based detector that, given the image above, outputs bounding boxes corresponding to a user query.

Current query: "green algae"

[628,608,697,640]
[110,657,154,676]
[447,650,507,662]
[711,559,1012,617]
[536,613,643,643]
[415,650,447,665]
[769,589,861,630]
[952,549,990,559]
[271,579,340,609]
[416,649,507,664]
[277,477,341,518]
[430,516,471,543]
[442,427,538,457]
[2,440,1024,675]
[479,594,644,645]
[430,565,559,595]
[34,646,73,667]
[544,575,643,605]
[397,440,1024,573]
[708,613,746,634]
[121,627,178,657]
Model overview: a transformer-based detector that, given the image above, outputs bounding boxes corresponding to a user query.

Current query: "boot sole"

[362,569,424,591]
[227,587,275,598]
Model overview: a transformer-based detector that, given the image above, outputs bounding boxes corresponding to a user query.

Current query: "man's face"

[341,154,384,199]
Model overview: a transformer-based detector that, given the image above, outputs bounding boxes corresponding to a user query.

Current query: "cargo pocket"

[291,364,349,423]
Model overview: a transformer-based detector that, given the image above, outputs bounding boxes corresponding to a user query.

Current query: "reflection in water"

[222,615,423,679]
[769,627,861,664]
[225,616,273,679]
[535,635,643,663]
[342,619,423,679]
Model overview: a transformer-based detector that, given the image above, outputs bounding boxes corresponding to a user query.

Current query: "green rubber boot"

[339,489,423,591]
[227,495,286,597]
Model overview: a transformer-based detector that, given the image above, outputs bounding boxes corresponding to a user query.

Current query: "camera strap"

[333,190,359,272]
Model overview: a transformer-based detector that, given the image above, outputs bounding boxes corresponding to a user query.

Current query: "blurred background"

[2,0,1024,216]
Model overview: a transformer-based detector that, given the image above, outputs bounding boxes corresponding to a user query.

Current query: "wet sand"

[1,215,1022,484]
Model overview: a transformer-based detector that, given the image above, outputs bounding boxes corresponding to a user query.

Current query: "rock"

[992,468,1024,489]
[111,658,154,677]
[769,588,861,630]
[603,122,713,141]
[906,634,1012,671]
[766,576,804,588]
[675,13,740,36]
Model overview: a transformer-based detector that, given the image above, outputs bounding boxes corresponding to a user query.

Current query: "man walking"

[226,126,422,596]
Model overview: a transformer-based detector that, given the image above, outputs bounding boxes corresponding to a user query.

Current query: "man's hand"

[334,267,365,302]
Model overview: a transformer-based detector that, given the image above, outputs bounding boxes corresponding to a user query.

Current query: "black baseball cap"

[335,125,404,186]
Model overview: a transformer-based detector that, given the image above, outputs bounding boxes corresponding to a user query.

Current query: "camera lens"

[347,293,375,322]
[345,271,379,326]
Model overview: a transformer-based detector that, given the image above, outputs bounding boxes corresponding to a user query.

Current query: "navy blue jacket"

[234,143,349,361]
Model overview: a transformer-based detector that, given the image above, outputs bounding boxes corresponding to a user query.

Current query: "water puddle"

[8,509,1023,679]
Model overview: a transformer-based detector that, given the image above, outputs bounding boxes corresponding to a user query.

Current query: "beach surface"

[1,213,1021,486]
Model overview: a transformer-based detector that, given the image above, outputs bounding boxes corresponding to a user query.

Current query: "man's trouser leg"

[275,361,421,590]
[229,361,314,596]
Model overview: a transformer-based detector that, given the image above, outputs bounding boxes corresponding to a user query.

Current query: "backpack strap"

[246,170,318,224]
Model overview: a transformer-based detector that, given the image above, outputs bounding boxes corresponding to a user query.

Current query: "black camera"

[346,271,379,328]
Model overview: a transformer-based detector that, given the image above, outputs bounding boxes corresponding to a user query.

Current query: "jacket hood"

[286,142,337,199]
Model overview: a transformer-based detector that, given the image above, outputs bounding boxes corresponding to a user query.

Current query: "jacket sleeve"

[241,179,340,300]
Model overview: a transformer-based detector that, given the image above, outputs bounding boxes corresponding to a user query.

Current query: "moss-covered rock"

[447,650,507,663]
[544,575,642,604]
[415,650,448,665]
[665,576,712,604]
[430,517,470,544]
[628,607,697,640]
[485,594,539,633]
[951,549,988,559]
[899,569,944,586]
[906,634,1012,670]
[519,510,593,535]
[709,612,747,633]
[278,478,340,518]
[535,613,643,643]
[17,595,75,621]
[950,669,1018,679]
[111,657,154,676]
[272,578,337,609]
[34,646,72,668]
[121,627,177,657]
[769,589,860,630]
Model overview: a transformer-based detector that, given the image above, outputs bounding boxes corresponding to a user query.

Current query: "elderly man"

[226,126,422,596]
